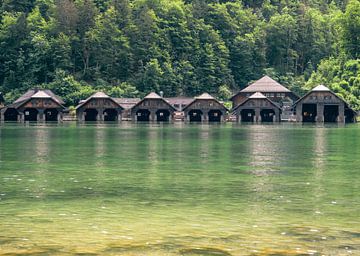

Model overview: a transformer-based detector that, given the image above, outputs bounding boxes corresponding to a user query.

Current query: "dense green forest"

[0,0,359,108]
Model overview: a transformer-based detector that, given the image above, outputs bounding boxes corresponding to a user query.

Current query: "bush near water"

[0,0,359,108]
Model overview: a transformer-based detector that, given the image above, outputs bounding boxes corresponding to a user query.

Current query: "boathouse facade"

[183,93,228,122]
[0,89,65,122]
[131,92,176,122]
[230,76,299,107]
[294,85,356,123]
[233,92,281,122]
[76,92,123,122]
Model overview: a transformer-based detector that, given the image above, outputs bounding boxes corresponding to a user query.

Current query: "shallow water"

[0,122,359,256]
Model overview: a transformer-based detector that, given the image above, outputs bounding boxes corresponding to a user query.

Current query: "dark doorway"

[136,109,150,121]
[45,109,58,122]
[324,105,339,122]
[241,109,255,122]
[84,109,98,121]
[345,108,355,123]
[208,110,222,122]
[302,104,317,122]
[260,109,275,122]
[104,109,118,121]
[156,109,170,122]
[189,110,202,122]
[4,108,18,121]
[24,108,38,122]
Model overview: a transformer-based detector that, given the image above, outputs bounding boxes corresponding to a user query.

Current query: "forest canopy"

[0,0,359,108]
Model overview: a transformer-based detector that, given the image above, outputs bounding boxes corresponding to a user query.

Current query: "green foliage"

[0,0,359,109]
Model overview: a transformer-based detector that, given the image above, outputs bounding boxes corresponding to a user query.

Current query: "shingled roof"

[14,89,65,105]
[232,92,281,112]
[183,92,228,111]
[230,76,291,100]
[76,92,123,110]
[113,98,141,110]
[4,89,65,110]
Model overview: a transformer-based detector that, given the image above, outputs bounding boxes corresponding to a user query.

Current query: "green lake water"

[0,123,359,256]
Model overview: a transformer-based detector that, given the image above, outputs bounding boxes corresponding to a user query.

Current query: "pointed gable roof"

[131,92,176,111]
[249,92,267,99]
[90,91,111,98]
[230,76,292,100]
[241,76,291,93]
[232,92,280,112]
[9,89,65,109]
[75,91,122,110]
[195,93,215,100]
[31,91,52,98]
[183,92,228,111]
[144,92,162,99]
[311,84,331,92]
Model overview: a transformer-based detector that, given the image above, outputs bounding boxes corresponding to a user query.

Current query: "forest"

[0,0,359,108]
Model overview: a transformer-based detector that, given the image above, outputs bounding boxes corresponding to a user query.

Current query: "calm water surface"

[0,123,359,256]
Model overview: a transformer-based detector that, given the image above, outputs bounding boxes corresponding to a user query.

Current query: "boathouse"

[232,92,281,122]
[0,89,65,122]
[231,76,298,107]
[76,92,123,122]
[130,92,176,122]
[183,93,228,122]
[294,85,356,123]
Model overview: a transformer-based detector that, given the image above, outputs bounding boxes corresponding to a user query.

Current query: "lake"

[0,123,359,255]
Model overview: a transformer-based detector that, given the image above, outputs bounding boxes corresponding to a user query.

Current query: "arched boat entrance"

[241,109,255,122]
[156,110,170,122]
[324,105,339,122]
[208,110,222,122]
[345,109,355,123]
[136,109,150,122]
[189,110,202,122]
[261,109,275,122]
[104,109,118,121]
[45,109,58,122]
[4,108,18,121]
[84,109,98,121]
[302,104,317,122]
[24,108,38,122]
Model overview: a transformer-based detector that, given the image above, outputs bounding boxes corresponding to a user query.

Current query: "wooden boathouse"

[0,89,65,122]
[230,76,298,106]
[183,93,228,122]
[76,92,123,122]
[232,92,281,122]
[130,92,176,122]
[294,85,356,123]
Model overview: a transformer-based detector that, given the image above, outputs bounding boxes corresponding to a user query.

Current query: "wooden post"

[316,103,324,123]
[338,104,345,123]
[38,109,45,122]
[296,104,302,122]
[255,108,261,123]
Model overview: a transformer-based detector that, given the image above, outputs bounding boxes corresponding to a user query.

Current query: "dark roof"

[113,98,141,110]
[76,92,123,110]
[232,92,281,112]
[183,93,228,111]
[230,76,292,100]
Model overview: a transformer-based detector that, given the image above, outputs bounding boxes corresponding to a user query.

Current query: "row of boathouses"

[0,76,357,123]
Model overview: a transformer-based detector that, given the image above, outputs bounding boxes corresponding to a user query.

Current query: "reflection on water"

[0,123,359,255]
